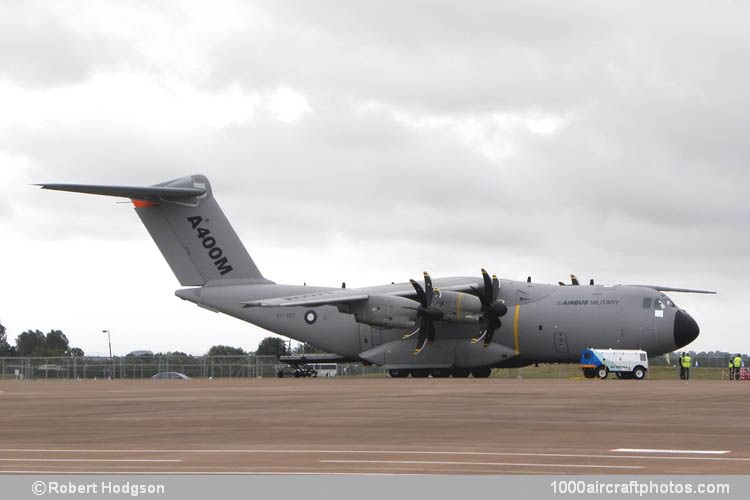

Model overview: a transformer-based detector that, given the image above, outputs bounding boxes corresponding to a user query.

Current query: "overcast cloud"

[0,0,747,355]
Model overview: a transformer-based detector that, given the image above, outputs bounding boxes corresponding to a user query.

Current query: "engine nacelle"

[432,290,482,323]
[342,295,419,329]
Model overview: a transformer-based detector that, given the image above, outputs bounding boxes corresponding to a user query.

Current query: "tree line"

[0,321,84,357]
[208,338,324,356]
[1,319,321,359]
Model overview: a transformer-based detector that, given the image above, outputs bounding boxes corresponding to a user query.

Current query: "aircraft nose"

[674,310,699,348]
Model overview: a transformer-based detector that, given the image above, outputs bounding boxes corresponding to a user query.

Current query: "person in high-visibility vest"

[733,355,742,381]
[681,353,692,380]
[729,358,736,380]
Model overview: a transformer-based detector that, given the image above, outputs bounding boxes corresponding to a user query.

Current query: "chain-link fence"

[0,353,744,381]
[0,355,387,380]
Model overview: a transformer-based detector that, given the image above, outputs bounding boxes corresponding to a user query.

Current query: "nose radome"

[674,310,699,348]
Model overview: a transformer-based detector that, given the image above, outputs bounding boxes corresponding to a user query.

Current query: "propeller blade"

[481,268,493,304]
[471,329,488,344]
[413,325,429,355]
[426,320,436,345]
[423,272,433,306]
[472,269,507,345]
[402,327,420,340]
[410,279,427,306]
[483,317,501,347]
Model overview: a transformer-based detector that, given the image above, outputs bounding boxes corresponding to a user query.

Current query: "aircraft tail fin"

[39,174,272,286]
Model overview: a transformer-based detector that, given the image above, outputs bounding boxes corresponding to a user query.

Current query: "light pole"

[102,329,113,379]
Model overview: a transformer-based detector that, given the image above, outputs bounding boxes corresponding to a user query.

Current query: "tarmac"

[0,377,748,475]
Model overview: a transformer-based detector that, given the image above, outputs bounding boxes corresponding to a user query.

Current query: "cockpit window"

[660,294,677,308]
[642,298,652,309]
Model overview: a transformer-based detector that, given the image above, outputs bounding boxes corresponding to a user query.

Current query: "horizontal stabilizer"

[38,174,269,286]
[37,183,205,202]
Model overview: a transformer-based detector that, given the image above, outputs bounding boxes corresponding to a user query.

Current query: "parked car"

[151,371,190,380]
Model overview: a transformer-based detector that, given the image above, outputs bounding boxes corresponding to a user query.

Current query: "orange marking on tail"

[131,199,158,208]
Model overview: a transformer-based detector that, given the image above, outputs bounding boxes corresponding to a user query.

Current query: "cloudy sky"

[1,0,747,356]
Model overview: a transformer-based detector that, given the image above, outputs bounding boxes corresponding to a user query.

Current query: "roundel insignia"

[304,310,317,325]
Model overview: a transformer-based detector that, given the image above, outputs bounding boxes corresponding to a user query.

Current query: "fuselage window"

[642,298,652,309]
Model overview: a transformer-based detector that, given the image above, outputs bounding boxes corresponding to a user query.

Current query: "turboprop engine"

[337,289,482,331]
[431,290,482,323]
[341,295,420,329]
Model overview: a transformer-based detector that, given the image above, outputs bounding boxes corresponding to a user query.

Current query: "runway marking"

[612,448,730,455]
[0,458,181,463]
[1,448,747,461]
[320,460,643,470]
[0,471,423,475]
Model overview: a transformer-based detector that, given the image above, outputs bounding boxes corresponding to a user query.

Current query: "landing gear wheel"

[389,369,409,378]
[596,365,608,379]
[633,366,646,380]
[431,368,451,378]
[471,367,492,378]
[451,367,471,378]
[410,368,430,378]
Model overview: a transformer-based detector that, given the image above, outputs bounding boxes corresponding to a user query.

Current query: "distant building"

[127,350,154,357]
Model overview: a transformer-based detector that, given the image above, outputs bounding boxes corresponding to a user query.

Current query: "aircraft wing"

[243,290,370,308]
[242,278,480,309]
[635,285,717,294]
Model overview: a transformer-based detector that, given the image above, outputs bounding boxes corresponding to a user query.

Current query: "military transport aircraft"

[39,174,712,378]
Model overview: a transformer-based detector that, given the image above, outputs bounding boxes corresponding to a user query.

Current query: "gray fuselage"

[177,277,699,369]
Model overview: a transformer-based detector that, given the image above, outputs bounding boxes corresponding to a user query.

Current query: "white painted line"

[0,448,747,461]
[320,460,643,470]
[0,470,369,475]
[0,459,181,463]
[612,448,730,455]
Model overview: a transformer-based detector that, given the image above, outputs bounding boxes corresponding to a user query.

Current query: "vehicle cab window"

[655,299,666,310]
